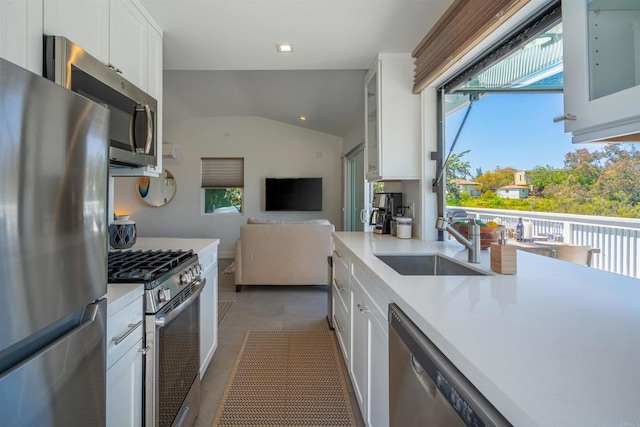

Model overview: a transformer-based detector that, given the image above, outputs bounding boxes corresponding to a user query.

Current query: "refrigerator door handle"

[0,301,102,378]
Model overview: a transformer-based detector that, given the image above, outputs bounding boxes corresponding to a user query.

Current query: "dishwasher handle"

[411,354,437,398]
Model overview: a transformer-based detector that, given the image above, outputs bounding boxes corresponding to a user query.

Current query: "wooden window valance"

[201,157,244,188]
[412,0,530,93]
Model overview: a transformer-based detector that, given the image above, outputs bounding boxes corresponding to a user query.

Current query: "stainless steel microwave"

[44,36,157,169]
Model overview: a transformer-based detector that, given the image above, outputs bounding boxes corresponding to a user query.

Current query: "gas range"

[107,249,202,314]
[107,249,205,426]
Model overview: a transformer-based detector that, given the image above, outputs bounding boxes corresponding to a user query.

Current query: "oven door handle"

[155,278,206,328]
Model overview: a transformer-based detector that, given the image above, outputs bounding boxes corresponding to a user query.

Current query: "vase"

[109,215,137,249]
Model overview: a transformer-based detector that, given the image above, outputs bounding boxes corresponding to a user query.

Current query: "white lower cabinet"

[106,285,144,427]
[107,336,143,427]
[333,292,350,364]
[350,286,369,413]
[367,308,389,426]
[198,243,219,377]
[342,255,390,427]
[333,241,351,364]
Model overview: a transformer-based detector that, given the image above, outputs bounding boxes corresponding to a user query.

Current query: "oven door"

[146,279,205,427]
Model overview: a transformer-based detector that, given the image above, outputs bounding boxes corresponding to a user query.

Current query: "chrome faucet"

[435,217,481,263]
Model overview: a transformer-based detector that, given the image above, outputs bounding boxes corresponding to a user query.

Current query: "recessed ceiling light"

[299,116,307,121]
[277,44,293,53]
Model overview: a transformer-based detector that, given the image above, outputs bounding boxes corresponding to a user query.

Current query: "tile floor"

[195,259,365,427]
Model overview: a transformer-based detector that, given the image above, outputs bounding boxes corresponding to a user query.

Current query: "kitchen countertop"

[333,232,640,426]
[105,283,144,313]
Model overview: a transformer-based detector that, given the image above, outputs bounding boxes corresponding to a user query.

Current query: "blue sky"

[445,93,608,176]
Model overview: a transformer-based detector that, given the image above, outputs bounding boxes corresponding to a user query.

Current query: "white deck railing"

[455,207,640,279]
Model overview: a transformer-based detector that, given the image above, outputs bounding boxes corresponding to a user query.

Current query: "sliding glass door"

[344,146,366,231]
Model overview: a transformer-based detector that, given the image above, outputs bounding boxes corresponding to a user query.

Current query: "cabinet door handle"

[108,63,123,74]
[112,320,142,345]
[333,250,342,259]
[139,346,150,355]
[357,303,370,313]
[333,278,345,291]
[552,113,577,122]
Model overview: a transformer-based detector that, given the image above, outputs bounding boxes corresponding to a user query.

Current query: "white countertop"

[333,232,640,426]
[105,283,144,314]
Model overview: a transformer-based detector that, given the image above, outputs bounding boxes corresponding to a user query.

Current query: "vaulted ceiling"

[141,0,454,136]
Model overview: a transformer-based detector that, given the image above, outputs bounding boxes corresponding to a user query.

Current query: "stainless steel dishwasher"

[389,304,511,427]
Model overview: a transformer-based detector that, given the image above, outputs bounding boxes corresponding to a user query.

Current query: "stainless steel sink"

[375,254,490,276]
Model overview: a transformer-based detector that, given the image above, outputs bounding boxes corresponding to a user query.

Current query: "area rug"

[212,331,357,427]
[218,301,234,326]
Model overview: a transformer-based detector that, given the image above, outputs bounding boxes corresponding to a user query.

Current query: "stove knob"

[197,264,203,274]
[157,288,170,302]
[180,273,189,285]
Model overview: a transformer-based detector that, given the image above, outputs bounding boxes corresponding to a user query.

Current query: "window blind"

[201,158,244,188]
[412,0,530,94]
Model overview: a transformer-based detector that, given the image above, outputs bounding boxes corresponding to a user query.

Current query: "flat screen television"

[265,178,322,211]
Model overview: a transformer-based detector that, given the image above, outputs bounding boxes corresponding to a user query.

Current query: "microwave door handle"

[129,105,154,155]
[142,104,153,154]
[129,105,140,153]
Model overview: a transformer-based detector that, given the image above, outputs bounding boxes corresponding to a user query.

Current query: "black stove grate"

[108,249,194,282]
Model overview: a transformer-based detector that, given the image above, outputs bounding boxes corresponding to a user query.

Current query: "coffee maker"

[370,193,402,234]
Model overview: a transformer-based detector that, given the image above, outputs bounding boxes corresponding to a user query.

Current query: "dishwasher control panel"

[436,371,483,427]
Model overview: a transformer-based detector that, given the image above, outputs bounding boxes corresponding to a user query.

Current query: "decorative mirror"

[137,169,177,207]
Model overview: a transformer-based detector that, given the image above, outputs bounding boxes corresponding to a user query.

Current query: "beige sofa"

[234,219,334,292]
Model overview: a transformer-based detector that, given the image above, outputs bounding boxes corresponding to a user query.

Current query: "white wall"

[342,118,364,155]
[113,116,343,257]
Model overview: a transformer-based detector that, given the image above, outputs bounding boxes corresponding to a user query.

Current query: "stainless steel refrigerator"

[0,58,110,425]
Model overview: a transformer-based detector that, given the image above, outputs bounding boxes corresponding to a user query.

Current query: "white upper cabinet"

[39,0,164,176]
[364,53,421,181]
[147,25,162,100]
[110,0,148,92]
[146,24,163,174]
[43,0,110,63]
[562,0,640,142]
[0,0,43,74]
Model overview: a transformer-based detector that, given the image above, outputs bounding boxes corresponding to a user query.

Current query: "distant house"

[450,179,481,197]
[514,170,531,187]
[497,184,529,199]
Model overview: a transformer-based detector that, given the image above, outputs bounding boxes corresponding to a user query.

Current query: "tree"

[528,165,568,192]
[602,143,640,165]
[564,148,603,188]
[595,158,640,205]
[445,143,640,219]
[475,167,517,192]
[445,150,472,200]
[446,150,472,181]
